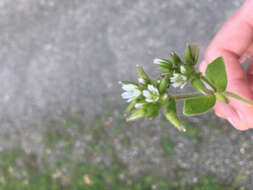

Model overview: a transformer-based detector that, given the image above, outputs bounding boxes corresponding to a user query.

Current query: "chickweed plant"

[120,44,253,132]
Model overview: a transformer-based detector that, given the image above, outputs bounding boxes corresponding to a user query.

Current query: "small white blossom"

[138,77,145,84]
[170,73,187,89]
[153,58,166,65]
[135,103,143,109]
[121,84,141,102]
[142,84,160,103]
[180,65,186,73]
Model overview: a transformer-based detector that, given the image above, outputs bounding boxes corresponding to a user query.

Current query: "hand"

[200,0,253,130]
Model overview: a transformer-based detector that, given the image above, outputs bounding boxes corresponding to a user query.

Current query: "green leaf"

[205,57,227,92]
[164,98,186,132]
[184,44,200,65]
[183,95,216,116]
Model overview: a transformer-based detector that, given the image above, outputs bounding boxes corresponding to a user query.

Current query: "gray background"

[0,0,245,122]
[2,0,253,188]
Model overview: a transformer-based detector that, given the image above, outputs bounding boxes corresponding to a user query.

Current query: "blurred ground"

[1,0,253,189]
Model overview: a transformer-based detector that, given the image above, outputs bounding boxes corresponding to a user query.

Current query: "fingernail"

[228,117,235,126]
[237,111,244,120]
[215,111,225,118]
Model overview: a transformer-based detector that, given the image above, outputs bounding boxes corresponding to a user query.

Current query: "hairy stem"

[173,92,207,100]
[200,76,216,92]
[223,91,253,106]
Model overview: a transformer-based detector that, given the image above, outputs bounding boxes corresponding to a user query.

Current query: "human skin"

[199,0,253,130]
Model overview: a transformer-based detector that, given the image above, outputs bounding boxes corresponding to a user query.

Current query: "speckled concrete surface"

[1,0,253,188]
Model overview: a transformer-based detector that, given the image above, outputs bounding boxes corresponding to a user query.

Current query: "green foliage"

[205,57,227,92]
[0,148,235,190]
[120,44,253,132]
[165,98,185,132]
[184,95,216,116]
[184,44,200,66]
[160,137,175,155]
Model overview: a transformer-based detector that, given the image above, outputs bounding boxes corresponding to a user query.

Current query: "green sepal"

[126,109,146,121]
[124,99,137,113]
[159,78,168,94]
[170,52,183,66]
[164,98,186,132]
[183,95,216,116]
[159,66,172,74]
[205,57,227,92]
[143,103,161,119]
[215,93,229,104]
[158,59,173,68]
[191,78,211,94]
[121,81,139,86]
[136,66,149,80]
[184,44,200,65]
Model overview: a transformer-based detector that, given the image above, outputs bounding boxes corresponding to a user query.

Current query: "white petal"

[143,90,151,98]
[153,58,163,65]
[135,103,143,109]
[180,65,186,73]
[121,92,131,99]
[133,89,141,97]
[145,98,153,103]
[148,85,156,92]
[172,82,181,88]
[180,82,187,89]
[138,78,145,84]
[122,84,136,91]
[181,76,187,81]
[173,73,179,78]
[127,97,135,102]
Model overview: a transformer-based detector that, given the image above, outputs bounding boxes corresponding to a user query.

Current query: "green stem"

[223,91,253,106]
[200,76,216,92]
[173,92,207,100]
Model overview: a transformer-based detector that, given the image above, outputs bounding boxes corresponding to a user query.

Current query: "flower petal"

[145,98,153,103]
[153,58,163,65]
[143,90,151,98]
[121,92,131,99]
[122,84,136,91]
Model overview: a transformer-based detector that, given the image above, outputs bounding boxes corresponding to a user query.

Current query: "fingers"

[199,0,253,130]
[214,102,249,130]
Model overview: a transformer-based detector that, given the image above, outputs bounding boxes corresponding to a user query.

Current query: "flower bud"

[184,44,200,65]
[126,109,146,121]
[136,66,149,80]
[170,52,183,67]
[164,98,186,132]
[159,78,167,94]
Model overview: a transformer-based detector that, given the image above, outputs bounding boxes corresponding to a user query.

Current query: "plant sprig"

[120,44,253,132]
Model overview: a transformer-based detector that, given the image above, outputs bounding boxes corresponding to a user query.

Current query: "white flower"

[180,65,186,73]
[138,77,145,84]
[121,84,141,102]
[142,84,160,103]
[153,58,166,65]
[135,103,143,109]
[170,73,187,89]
